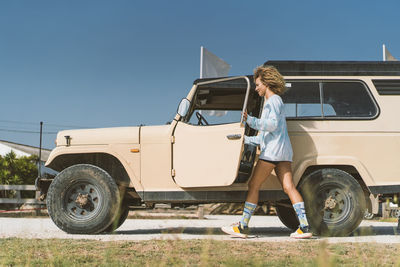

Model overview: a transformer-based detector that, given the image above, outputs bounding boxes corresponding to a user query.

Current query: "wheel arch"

[47,152,133,188]
[299,165,371,195]
[293,155,374,194]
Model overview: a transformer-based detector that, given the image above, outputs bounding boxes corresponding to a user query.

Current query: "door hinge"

[171,136,175,144]
[171,169,176,177]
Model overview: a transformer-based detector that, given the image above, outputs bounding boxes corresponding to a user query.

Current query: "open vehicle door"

[172,77,251,187]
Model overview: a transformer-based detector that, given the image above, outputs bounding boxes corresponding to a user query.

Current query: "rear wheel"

[299,168,366,236]
[47,164,121,234]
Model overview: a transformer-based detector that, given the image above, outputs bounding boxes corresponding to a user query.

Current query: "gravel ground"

[1,215,400,243]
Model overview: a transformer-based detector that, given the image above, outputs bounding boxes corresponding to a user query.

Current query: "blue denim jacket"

[244,94,293,162]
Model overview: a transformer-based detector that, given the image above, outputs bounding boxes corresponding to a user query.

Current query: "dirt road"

[1,215,399,243]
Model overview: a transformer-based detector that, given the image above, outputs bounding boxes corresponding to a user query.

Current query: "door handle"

[226,134,242,140]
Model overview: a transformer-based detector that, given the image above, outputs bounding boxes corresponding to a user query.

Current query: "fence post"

[35,190,41,216]
[382,202,390,219]
[197,204,204,219]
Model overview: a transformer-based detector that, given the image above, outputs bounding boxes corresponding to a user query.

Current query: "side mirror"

[177,98,190,117]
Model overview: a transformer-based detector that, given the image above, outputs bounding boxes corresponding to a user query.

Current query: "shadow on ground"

[115,227,290,236]
[114,226,400,237]
[352,226,400,236]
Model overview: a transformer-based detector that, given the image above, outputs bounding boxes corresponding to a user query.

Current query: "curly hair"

[253,65,286,95]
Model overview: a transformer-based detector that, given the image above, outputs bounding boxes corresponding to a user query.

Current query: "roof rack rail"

[264,60,400,76]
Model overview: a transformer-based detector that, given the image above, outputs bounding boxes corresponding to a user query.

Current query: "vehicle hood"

[55,126,140,146]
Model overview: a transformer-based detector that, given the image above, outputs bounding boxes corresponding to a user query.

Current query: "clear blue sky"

[1,0,399,149]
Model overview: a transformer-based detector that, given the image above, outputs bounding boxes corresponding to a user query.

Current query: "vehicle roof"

[193,61,400,84]
[264,60,400,76]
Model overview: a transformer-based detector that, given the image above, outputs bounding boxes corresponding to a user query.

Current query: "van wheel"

[299,168,366,236]
[275,200,299,230]
[47,164,120,234]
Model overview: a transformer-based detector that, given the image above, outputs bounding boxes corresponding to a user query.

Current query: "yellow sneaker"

[290,227,312,239]
[221,222,249,238]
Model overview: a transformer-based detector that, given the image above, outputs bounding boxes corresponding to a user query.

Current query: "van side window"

[322,82,377,117]
[283,80,377,119]
[282,82,322,118]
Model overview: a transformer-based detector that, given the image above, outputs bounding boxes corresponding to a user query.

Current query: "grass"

[1,238,400,266]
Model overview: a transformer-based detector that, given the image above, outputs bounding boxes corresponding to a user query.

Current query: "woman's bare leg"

[275,161,312,237]
[274,161,303,203]
[221,160,276,237]
[246,160,276,204]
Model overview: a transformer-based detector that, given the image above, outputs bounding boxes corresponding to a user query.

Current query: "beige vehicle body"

[43,61,400,236]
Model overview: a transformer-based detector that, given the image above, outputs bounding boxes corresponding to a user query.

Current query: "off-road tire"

[47,164,121,234]
[275,200,299,230]
[298,168,366,237]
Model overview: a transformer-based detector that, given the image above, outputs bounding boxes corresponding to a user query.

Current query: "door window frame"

[184,76,251,126]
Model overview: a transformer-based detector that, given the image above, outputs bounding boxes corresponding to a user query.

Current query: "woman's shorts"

[259,159,281,166]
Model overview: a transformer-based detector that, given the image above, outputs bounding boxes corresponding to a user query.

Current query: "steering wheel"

[195,111,209,125]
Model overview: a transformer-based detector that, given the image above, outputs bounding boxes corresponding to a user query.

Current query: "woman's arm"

[244,135,261,146]
[246,97,282,132]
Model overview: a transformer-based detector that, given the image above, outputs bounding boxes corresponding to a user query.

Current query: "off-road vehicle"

[37,60,400,236]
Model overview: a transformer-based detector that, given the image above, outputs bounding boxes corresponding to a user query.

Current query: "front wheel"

[47,164,121,234]
[299,168,366,236]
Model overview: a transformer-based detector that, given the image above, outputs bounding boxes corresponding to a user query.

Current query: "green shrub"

[0,151,38,198]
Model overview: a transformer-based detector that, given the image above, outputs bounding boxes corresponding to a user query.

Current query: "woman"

[221,66,312,239]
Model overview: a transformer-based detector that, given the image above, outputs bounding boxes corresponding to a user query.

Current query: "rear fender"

[293,156,374,188]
